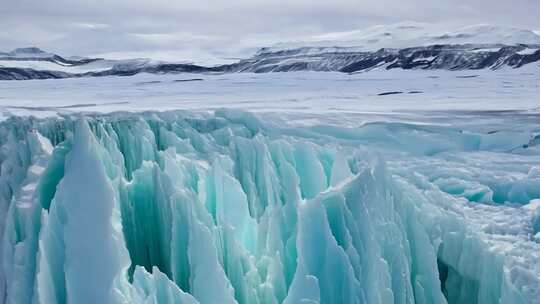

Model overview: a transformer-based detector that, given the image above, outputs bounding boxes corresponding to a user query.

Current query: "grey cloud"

[1,0,539,61]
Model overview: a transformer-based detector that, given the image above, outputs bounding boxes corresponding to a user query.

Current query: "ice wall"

[0,111,538,304]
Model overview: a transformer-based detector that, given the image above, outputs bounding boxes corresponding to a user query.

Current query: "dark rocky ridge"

[1,44,539,80]
[222,44,540,73]
[0,67,72,80]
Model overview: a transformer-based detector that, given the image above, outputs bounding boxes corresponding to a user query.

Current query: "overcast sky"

[2,0,540,62]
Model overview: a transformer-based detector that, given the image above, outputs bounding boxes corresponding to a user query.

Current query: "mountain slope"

[223,44,540,73]
[1,23,540,80]
[266,22,540,52]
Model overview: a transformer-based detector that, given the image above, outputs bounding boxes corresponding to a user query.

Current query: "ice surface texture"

[0,110,539,304]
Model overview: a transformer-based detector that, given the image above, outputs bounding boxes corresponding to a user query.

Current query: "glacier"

[0,107,538,304]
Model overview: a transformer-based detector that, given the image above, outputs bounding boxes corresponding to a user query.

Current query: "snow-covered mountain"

[0,48,182,80]
[224,44,540,73]
[0,47,102,67]
[266,22,540,52]
[1,23,540,80]
[223,22,540,73]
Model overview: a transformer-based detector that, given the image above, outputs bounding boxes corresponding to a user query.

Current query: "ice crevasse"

[0,110,538,304]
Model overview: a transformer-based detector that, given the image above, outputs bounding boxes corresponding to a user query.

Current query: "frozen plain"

[0,67,539,304]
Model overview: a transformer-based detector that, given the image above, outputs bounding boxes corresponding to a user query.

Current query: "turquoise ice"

[0,110,539,304]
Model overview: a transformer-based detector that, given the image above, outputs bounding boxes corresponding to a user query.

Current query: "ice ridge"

[0,111,538,303]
